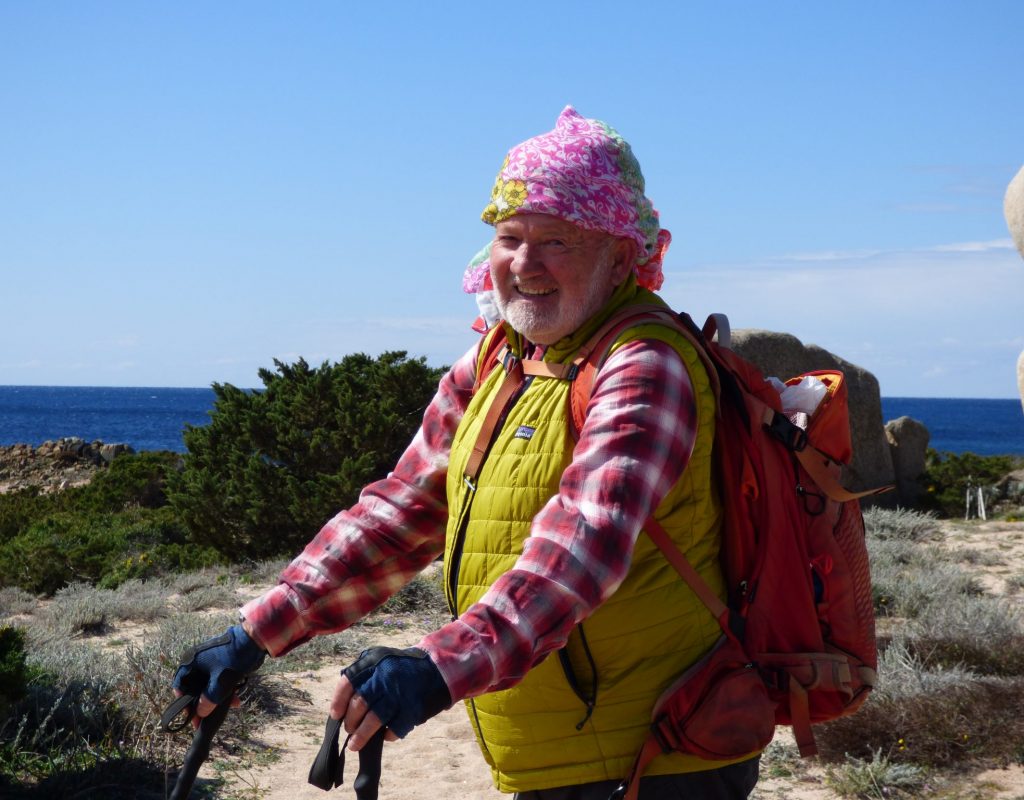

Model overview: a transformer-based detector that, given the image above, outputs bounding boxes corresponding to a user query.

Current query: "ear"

[608,237,637,285]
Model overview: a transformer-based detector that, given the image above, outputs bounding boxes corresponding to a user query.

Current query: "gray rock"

[730,329,896,505]
[99,443,135,464]
[54,437,88,461]
[1006,165,1024,259]
[884,416,930,508]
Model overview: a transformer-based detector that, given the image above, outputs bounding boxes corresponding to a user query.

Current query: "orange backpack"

[472,305,887,800]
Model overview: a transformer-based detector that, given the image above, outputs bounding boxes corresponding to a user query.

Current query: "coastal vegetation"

[167,352,446,560]
[0,352,1023,796]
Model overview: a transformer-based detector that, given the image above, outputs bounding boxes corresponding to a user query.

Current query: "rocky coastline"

[0,437,136,494]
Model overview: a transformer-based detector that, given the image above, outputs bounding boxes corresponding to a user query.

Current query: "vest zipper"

[445,480,477,617]
[467,697,497,765]
[556,622,599,730]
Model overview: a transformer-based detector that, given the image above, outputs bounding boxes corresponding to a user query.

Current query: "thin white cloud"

[929,239,1015,253]
[366,316,471,334]
[663,239,1024,398]
[771,248,884,263]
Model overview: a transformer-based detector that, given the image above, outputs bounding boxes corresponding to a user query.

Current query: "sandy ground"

[21,519,1007,799]
[228,660,501,800]
[204,521,1024,800]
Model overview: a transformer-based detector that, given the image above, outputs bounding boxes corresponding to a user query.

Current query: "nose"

[510,242,545,279]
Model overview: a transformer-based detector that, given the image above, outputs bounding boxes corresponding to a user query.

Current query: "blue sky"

[2,2,1022,398]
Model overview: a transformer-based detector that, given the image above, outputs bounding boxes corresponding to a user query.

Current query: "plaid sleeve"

[418,338,698,701]
[240,342,480,656]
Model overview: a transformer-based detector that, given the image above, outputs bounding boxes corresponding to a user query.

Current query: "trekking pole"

[160,678,243,800]
[353,728,386,800]
[309,715,387,797]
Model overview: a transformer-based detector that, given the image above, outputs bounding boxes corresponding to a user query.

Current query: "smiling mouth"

[516,286,557,297]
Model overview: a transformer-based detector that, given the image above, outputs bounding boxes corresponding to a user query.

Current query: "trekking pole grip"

[353,728,386,800]
[168,694,234,800]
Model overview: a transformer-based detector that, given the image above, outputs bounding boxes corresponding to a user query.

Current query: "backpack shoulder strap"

[473,325,512,395]
[567,305,722,439]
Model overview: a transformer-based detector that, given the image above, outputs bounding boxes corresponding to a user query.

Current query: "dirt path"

[221,641,500,800]
[225,521,1024,800]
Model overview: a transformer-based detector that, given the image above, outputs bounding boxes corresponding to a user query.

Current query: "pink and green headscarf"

[463,106,672,297]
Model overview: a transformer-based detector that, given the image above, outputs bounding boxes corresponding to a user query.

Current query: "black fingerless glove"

[172,624,267,704]
[344,646,452,737]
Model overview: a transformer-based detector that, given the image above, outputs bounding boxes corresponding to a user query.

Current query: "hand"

[172,624,267,726]
[330,647,451,751]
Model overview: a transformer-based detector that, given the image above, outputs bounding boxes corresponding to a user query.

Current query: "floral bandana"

[462,106,671,296]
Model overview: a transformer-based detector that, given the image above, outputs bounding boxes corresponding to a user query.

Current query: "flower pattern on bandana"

[470,106,671,293]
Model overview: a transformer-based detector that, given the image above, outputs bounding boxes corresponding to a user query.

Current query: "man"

[173,107,760,800]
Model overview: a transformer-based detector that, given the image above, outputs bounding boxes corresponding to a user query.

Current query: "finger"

[342,692,370,735]
[195,694,218,719]
[384,729,399,742]
[329,674,356,721]
[347,710,384,751]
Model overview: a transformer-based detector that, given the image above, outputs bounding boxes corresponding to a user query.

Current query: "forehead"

[494,213,590,240]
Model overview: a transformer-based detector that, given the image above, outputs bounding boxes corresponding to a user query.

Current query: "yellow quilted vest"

[444,281,740,793]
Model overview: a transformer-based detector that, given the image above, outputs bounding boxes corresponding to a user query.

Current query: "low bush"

[0,488,63,545]
[0,588,37,619]
[868,538,981,618]
[907,596,1024,676]
[0,506,221,595]
[0,611,298,795]
[824,749,926,799]
[816,642,1024,768]
[0,626,29,718]
[863,507,941,542]
[70,451,180,513]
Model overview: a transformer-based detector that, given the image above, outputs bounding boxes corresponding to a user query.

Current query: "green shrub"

[168,353,445,560]
[0,506,217,595]
[0,488,63,545]
[71,451,180,513]
[919,450,1021,518]
[0,626,29,718]
[0,453,179,552]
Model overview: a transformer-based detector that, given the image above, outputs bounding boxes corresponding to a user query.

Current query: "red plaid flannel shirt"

[241,336,698,702]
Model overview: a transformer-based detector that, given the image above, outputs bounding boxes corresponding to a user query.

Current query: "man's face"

[489,214,632,345]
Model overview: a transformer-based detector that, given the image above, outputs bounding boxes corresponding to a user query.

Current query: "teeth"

[517,287,556,296]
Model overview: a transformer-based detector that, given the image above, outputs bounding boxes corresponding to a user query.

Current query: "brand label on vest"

[514,425,536,441]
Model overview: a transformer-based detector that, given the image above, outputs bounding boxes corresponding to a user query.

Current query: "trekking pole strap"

[308,716,386,797]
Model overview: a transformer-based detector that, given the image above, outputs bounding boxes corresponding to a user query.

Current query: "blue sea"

[880,397,1024,457]
[0,386,218,453]
[0,386,1022,457]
